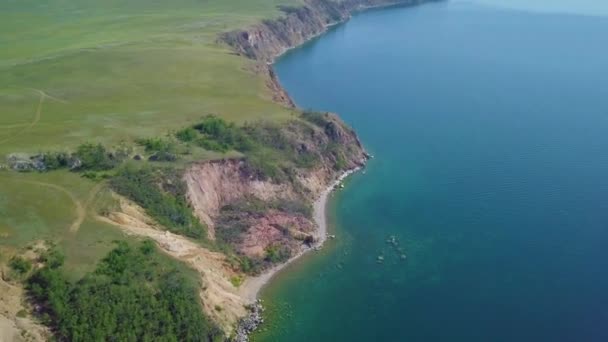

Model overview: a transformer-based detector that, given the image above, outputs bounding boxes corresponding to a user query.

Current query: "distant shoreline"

[238,167,361,303]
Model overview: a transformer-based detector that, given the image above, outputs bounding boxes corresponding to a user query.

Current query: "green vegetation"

[110,165,207,239]
[0,171,127,279]
[176,115,323,182]
[74,143,118,171]
[230,275,245,287]
[191,115,255,152]
[0,0,300,281]
[0,0,354,338]
[27,241,223,341]
[9,256,32,275]
[264,244,292,263]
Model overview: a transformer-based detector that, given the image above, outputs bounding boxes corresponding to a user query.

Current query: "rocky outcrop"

[220,0,435,63]
[184,113,368,254]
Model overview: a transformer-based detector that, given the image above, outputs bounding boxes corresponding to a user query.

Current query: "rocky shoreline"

[218,0,436,340]
[233,166,362,342]
[234,300,265,342]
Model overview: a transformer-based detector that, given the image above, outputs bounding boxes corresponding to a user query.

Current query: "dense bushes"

[110,166,207,239]
[189,115,255,152]
[27,242,223,342]
[74,143,118,171]
[26,143,125,172]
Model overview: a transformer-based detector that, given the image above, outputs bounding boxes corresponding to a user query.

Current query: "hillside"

[0,0,421,340]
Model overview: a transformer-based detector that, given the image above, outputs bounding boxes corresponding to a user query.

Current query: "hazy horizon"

[461,0,608,16]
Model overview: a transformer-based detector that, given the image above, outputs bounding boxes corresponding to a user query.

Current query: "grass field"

[0,0,301,274]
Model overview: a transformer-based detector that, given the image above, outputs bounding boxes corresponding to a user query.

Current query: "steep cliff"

[178,0,435,337]
[221,0,433,63]
[184,113,367,264]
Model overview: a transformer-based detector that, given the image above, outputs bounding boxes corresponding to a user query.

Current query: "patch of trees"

[26,241,223,342]
[110,165,207,239]
[176,115,254,153]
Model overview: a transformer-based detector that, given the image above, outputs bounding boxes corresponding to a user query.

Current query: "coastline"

[238,167,361,303]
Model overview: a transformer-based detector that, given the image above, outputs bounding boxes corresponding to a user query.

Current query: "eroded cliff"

[221,0,433,63]
[184,113,367,265]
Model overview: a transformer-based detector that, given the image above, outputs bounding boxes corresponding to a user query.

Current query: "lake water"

[255,2,608,341]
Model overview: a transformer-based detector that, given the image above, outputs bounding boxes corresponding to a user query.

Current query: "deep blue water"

[256,2,608,341]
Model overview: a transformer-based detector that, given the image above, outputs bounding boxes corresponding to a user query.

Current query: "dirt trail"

[28,180,85,233]
[68,182,104,233]
[1,177,86,234]
[0,88,67,145]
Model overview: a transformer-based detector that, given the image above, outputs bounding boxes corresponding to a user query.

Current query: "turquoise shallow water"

[255,2,608,341]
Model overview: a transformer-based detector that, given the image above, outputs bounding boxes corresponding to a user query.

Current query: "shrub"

[74,143,116,171]
[9,256,32,275]
[136,137,175,153]
[175,127,199,142]
[193,115,255,152]
[264,244,291,263]
[42,152,70,170]
[38,248,65,269]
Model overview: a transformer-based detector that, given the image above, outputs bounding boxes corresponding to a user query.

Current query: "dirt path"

[1,177,86,233]
[28,180,85,233]
[0,88,67,145]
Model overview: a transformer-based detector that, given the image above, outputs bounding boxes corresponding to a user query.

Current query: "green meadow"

[0,0,299,273]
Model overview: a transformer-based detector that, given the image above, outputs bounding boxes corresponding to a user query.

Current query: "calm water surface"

[255,2,608,341]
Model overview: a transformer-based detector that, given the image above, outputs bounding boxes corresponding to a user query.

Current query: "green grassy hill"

[0,0,300,273]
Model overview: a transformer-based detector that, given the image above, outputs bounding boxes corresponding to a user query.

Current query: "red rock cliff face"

[184,114,368,260]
